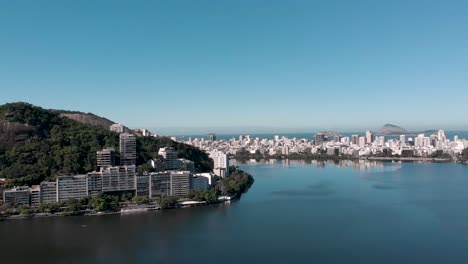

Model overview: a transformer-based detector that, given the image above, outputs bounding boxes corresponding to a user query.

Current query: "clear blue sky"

[1,0,468,134]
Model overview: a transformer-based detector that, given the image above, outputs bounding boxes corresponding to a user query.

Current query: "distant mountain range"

[376,124,437,136]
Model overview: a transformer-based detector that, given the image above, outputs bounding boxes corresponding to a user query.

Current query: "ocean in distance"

[1,160,468,263]
[176,131,468,141]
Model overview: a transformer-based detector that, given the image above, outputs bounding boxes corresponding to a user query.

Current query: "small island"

[0,103,254,220]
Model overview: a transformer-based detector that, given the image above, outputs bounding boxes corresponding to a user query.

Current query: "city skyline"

[2,1,468,132]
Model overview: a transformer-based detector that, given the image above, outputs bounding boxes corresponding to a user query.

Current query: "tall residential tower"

[120,133,136,166]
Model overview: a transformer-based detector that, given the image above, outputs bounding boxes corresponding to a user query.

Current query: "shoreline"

[0,195,239,221]
[233,156,464,164]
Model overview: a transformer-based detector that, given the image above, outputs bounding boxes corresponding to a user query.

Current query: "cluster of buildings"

[2,127,218,208]
[183,130,468,159]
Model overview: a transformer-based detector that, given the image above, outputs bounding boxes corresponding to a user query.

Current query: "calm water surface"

[1,160,468,264]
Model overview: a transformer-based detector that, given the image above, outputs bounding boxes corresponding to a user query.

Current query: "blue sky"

[1,0,468,134]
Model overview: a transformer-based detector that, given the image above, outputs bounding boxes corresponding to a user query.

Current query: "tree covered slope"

[0,102,213,186]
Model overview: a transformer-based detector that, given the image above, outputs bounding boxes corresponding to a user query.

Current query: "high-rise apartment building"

[120,133,136,166]
[101,165,136,193]
[170,171,191,196]
[359,137,366,147]
[57,175,88,202]
[365,131,374,144]
[3,186,31,207]
[136,174,150,197]
[96,148,115,168]
[158,147,178,170]
[31,185,40,207]
[87,172,103,197]
[149,172,171,198]
[40,181,58,204]
[210,150,229,177]
[191,176,209,191]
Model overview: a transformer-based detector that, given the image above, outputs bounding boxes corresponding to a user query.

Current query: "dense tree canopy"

[0,102,213,186]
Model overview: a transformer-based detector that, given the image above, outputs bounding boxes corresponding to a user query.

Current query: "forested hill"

[0,102,213,186]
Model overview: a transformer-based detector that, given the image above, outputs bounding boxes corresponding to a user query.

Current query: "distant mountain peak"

[377,124,408,135]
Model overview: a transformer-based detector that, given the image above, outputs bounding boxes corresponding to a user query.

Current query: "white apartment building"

[210,150,229,178]
[110,123,124,133]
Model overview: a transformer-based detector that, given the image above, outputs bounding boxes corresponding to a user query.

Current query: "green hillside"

[0,102,213,186]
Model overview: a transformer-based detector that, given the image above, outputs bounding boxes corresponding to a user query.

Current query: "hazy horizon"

[139,125,468,137]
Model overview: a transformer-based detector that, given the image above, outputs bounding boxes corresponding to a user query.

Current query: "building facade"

[191,176,209,191]
[149,172,171,198]
[31,185,40,207]
[40,181,58,204]
[210,150,229,178]
[170,171,191,196]
[57,175,88,202]
[158,147,178,170]
[96,148,115,168]
[3,186,31,207]
[136,174,149,197]
[120,133,136,166]
[101,165,136,193]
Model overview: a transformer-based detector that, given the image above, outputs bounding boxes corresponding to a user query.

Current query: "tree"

[157,196,179,209]
[66,199,82,215]
[217,170,254,195]
[131,196,149,204]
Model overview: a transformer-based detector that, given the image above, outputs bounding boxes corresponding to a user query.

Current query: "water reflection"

[232,159,386,171]
[271,181,335,197]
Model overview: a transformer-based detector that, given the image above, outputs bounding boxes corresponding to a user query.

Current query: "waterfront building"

[120,133,136,166]
[136,174,150,197]
[40,181,58,204]
[210,150,229,177]
[110,123,124,133]
[57,175,88,202]
[31,185,40,207]
[3,186,31,207]
[351,135,359,145]
[101,165,136,193]
[87,172,103,197]
[194,173,215,186]
[191,176,209,191]
[158,147,179,170]
[170,171,191,196]
[96,148,116,168]
[149,172,171,198]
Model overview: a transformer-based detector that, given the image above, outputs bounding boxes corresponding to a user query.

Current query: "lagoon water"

[2,160,468,263]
